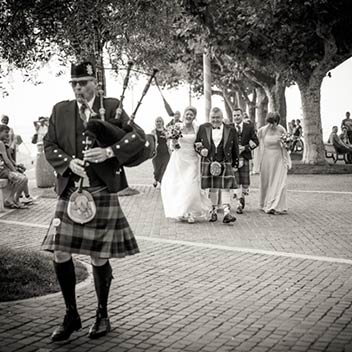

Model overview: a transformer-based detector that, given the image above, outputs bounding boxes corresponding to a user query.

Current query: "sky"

[1,57,351,159]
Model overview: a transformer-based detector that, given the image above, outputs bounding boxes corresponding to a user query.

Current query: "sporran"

[67,188,96,224]
[210,161,223,176]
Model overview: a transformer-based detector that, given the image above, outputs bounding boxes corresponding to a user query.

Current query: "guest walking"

[258,112,291,214]
[151,117,170,188]
[232,108,259,214]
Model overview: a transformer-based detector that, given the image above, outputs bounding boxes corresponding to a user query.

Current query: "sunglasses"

[70,80,92,87]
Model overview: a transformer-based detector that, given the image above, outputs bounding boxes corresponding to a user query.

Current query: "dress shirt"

[77,95,95,122]
[212,123,224,148]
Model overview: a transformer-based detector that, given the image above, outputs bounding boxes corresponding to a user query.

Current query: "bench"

[324,143,349,163]
[0,178,9,212]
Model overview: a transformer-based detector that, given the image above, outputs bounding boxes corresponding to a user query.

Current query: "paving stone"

[1,171,352,351]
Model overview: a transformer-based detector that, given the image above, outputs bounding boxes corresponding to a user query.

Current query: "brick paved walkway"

[1,161,352,352]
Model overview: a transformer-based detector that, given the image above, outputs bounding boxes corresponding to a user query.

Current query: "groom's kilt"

[200,159,237,189]
[41,187,139,258]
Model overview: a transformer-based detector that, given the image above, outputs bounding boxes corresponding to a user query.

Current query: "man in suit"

[42,62,142,341]
[195,107,239,224]
[233,108,259,214]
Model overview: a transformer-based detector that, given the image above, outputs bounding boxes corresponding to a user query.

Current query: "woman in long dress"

[151,117,170,188]
[161,107,211,223]
[258,112,291,214]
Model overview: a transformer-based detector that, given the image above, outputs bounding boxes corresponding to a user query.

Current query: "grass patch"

[0,246,88,302]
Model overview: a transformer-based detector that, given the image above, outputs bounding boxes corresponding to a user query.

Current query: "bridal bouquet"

[162,122,183,149]
[280,132,293,151]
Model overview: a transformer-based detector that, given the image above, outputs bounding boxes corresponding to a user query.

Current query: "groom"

[195,107,239,224]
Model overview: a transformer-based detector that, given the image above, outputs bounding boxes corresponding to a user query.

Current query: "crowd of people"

[152,107,292,223]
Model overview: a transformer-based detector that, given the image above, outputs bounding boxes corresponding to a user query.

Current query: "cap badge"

[86,64,94,75]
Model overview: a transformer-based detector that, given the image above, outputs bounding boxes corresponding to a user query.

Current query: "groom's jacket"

[195,123,239,167]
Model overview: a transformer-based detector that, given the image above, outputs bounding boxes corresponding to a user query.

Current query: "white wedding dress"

[161,133,211,220]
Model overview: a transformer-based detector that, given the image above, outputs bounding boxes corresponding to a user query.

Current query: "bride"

[161,106,211,223]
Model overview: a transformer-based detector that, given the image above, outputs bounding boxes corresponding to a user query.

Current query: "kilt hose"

[234,159,250,189]
[200,159,238,190]
[41,187,139,258]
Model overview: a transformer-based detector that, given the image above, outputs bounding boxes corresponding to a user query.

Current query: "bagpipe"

[84,61,157,167]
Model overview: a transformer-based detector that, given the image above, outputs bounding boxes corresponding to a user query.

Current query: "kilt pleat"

[41,189,139,258]
[200,160,237,189]
[235,159,250,188]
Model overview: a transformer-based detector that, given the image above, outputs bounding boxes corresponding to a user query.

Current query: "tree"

[179,0,352,164]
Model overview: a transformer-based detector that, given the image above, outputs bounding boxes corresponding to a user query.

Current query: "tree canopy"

[1,0,352,163]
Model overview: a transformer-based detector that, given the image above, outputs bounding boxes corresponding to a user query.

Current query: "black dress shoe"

[88,314,111,339]
[51,313,81,341]
[209,212,218,222]
[223,213,237,224]
[239,197,245,209]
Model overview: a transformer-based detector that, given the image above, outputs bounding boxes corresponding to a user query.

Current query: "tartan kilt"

[41,188,139,258]
[200,159,238,189]
[234,159,250,188]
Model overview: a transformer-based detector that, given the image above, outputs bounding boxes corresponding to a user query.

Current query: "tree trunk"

[264,79,287,128]
[248,102,256,123]
[36,144,56,188]
[297,77,327,165]
[203,52,212,121]
[235,91,246,112]
[247,88,257,123]
[255,86,268,128]
[224,100,233,122]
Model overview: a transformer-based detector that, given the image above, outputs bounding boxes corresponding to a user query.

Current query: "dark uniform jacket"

[44,97,144,196]
[235,121,259,160]
[194,123,239,167]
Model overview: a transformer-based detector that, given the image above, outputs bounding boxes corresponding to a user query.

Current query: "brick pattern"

[1,240,352,351]
[4,187,352,259]
[1,164,352,352]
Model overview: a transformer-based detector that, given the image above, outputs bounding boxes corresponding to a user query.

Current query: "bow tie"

[212,126,221,130]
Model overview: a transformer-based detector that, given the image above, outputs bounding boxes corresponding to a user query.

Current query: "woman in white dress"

[161,107,211,223]
[257,112,291,214]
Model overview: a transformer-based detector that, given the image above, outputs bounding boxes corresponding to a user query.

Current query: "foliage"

[179,0,352,162]
[180,0,352,82]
